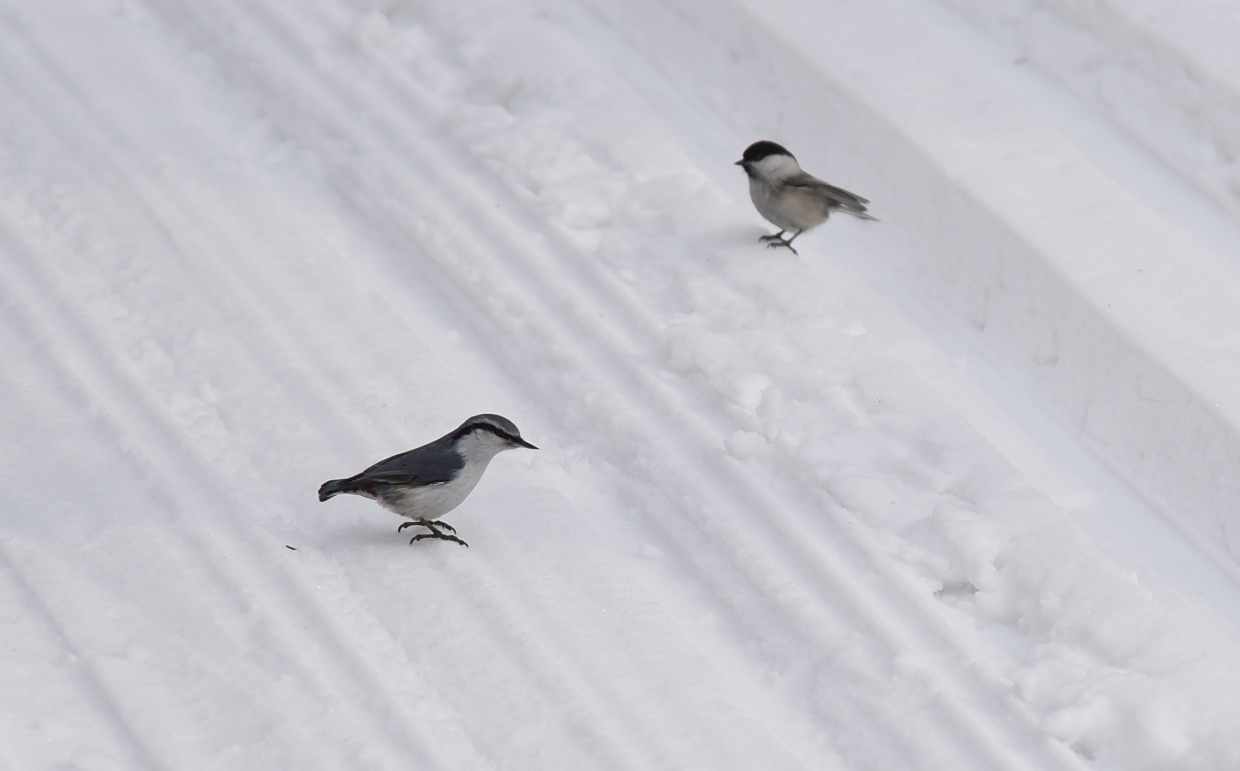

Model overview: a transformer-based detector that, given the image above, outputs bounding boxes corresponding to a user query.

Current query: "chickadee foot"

[764,238,799,255]
[759,232,786,243]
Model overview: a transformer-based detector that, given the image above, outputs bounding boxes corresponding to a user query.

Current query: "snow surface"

[4,0,1240,769]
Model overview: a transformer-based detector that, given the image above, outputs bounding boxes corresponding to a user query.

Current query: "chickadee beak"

[513,437,538,450]
[734,160,745,166]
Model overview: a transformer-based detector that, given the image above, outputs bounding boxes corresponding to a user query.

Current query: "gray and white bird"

[736,140,876,255]
[318,414,537,547]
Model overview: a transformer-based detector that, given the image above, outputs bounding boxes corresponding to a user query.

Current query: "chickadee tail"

[845,208,879,222]
[318,478,354,502]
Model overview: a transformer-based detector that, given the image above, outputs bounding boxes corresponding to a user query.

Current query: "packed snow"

[4,0,1240,769]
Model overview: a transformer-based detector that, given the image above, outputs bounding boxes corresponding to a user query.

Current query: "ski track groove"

[0,0,1156,767]
[75,4,699,768]
[396,555,697,771]
[251,7,1086,770]
[0,10,390,470]
[0,27,509,771]
[129,0,1095,768]
[9,3,833,768]
[7,3,1006,768]
[0,542,168,771]
[0,218,474,771]
[0,9,694,768]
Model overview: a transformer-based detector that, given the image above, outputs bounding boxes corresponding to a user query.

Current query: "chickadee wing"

[787,174,874,217]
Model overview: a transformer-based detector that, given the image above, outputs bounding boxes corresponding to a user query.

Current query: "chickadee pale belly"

[750,179,832,232]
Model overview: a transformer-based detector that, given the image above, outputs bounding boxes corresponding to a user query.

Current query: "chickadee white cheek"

[750,153,802,181]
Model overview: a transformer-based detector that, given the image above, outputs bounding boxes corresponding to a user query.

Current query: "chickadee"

[736,141,876,255]
[318,414,537,547]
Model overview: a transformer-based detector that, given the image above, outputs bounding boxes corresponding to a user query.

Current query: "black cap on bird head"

[735,141,795,166]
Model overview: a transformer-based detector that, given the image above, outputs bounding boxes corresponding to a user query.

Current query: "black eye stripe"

[458,423,521,443]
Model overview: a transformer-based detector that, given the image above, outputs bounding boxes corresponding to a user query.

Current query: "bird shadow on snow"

[307,520,436,555]
[694,224,774,253]
[696,223,863,260]
[675,224,810,266]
